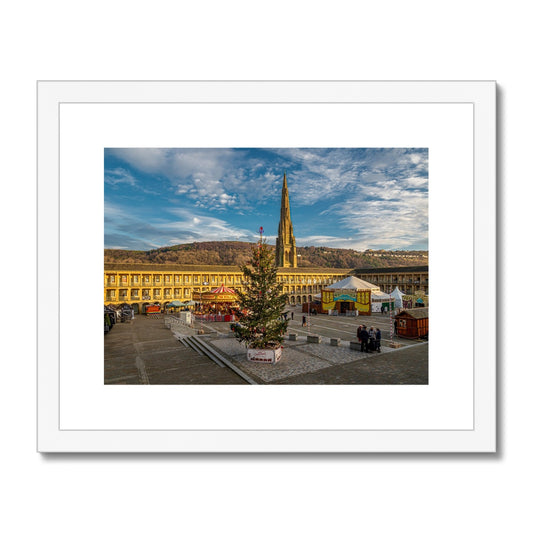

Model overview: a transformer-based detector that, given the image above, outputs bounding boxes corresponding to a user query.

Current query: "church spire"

[276,173,297,268]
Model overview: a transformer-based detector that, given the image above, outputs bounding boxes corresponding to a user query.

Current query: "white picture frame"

[37,81,496,453]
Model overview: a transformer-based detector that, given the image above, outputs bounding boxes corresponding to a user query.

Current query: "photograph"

[104,147,429,385]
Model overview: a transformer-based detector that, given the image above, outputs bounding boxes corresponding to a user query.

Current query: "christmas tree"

[234,228,289,349]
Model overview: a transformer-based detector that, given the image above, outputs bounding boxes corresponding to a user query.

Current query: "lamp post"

[389,294,393,342]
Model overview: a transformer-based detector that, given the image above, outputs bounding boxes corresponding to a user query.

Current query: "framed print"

[37,81,496,452]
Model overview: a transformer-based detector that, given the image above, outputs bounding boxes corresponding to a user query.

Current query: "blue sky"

[104,147,428,251]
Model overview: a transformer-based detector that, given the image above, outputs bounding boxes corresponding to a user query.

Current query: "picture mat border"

[37,81,496,453]
[60,103,470,433]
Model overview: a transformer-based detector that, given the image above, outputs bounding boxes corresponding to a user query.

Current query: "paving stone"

[105,313,428,385]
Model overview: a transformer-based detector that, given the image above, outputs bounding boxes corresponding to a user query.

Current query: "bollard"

[307,335,321,344]
[288,333,297,341]
[349,340,360,351]
[330,338,341,346]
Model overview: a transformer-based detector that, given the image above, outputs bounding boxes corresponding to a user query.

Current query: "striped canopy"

[210,284,235,294]
[194,284,237,302]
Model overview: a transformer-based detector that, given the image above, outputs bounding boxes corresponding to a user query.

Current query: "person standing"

[291,311,294,320]
[302,315,306,327]
[359,325,369,352]
[375,328,381,352]
[369,327,376,351]
[357,324,363,342]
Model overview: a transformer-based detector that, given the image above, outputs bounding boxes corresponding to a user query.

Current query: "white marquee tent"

[390,286,405,309]
[371,290,392,301]
[326,276,380,292]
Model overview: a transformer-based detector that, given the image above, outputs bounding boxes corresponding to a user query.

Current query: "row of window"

[106,288,194,297]
[360,276,428,284]
[106,274,241,285]
[105,285,326,298]
[104,289,319,302]
[105,274,342,286]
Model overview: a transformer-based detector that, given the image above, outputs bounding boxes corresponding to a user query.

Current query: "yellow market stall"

[321,276,380,316]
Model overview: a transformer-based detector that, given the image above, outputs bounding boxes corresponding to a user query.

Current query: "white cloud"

[403,176,428,188]
[106,148,171,175]
[107,148,282,211]
[164,208,255,243]
[104,168,137,187]
[105,148,428,250]
[271,148,428,208]
[296,235,363,249]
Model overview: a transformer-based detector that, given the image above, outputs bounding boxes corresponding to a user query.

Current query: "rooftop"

[104,263,352,274]
[355,265,428,274]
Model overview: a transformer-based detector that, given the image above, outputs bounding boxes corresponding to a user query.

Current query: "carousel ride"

[192,283,239,320]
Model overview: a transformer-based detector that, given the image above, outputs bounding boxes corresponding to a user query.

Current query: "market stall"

[371,290,394,313]
[394,308,429,339]
[165,300,187,312]
[321,276,380,316]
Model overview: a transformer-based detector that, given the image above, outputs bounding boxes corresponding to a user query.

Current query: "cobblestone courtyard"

[105,311,428,385]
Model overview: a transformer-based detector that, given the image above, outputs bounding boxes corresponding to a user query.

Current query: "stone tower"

[276,173,297,268]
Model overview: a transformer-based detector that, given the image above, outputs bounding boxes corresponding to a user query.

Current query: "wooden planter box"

[247,347,282,364]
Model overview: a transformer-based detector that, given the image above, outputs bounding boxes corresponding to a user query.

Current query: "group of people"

[356,325,381,353]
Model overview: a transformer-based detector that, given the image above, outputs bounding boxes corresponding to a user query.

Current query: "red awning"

[210,284,235,294]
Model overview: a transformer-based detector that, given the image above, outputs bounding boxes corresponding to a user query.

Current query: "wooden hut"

[395,308,429,339]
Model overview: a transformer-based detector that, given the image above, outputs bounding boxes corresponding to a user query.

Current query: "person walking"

[359,325,369,352]
[302,315,306,327]
[375,328,381,352]
[291,311,294,320]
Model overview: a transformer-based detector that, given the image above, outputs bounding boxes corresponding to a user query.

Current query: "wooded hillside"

[104,241,428,270]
